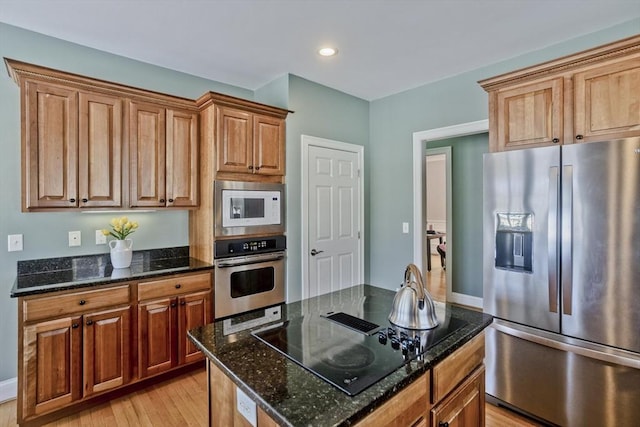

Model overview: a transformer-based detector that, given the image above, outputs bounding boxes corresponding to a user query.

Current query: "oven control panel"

[215,235,286,258]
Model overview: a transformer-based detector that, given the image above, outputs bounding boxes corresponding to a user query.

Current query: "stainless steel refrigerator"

[483,137,640,426]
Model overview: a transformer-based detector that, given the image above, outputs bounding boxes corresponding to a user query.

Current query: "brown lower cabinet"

[208,332,486,427]
[17,270,212,426]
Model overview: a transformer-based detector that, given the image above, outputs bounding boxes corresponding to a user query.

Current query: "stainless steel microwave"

[214,180,285,237]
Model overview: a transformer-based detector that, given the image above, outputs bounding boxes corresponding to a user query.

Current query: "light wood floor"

[0,368,541,426]
[426,254,447,302]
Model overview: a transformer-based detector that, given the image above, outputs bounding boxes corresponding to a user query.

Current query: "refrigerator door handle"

[548,166,559,313]
[562,165,574,315]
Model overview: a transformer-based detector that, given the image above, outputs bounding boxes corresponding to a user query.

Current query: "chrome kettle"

[388,264,439,330]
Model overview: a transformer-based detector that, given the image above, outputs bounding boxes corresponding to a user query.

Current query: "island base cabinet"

[208,361,276,427]
[354,374,429,427]
[430,366,485,427]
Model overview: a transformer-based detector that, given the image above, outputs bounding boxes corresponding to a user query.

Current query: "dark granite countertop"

[188,284,493,427]
[11,246,213,298]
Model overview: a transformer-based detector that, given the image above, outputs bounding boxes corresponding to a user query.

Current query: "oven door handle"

[216,254,285,268]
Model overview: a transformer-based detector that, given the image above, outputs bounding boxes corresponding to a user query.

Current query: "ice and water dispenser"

[494,213,533,273]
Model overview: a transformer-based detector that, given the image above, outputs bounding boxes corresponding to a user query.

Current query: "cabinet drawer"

[431,332,485,403]
[138,272,211,301]
[23,285,129,323]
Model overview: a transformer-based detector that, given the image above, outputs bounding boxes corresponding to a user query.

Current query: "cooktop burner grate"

[322,312,380,335]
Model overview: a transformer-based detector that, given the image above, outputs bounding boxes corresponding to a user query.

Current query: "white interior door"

[302,136,363,299]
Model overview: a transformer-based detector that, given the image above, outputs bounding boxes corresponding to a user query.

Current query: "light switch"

[402,222,409,234]
[8,234,23,252]
[69,231,81,247]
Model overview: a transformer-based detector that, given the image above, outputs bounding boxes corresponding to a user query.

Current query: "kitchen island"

[188,284,493,426]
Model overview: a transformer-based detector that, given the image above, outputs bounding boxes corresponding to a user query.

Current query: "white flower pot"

[109,239,133,269]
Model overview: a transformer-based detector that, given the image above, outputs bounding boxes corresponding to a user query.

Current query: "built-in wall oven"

[214,235,286,319]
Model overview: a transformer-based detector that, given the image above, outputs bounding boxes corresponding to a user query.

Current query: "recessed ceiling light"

[318,47,338,57]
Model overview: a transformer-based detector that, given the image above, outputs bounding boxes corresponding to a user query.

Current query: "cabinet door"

[166,109,198,207]
[431,367,485,427]
[129,101,166,207]
[496,77,563,151]
[78,92,122,208]
[574,56,640,142]
[177,291,211,365]
[216,106,253,173]
[253,114,285,176]
[138,298,176,378]
[23,316,82,417]
[83,306,131,396]
[24,81,79,209]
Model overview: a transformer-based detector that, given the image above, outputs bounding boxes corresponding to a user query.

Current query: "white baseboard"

[449,292,483,309]
[0,377,17,403]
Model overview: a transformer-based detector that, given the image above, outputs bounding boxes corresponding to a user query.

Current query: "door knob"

[310,249,324,256]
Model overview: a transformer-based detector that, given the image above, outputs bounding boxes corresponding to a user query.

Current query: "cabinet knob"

[576,134,584,140]
[160,198,166,203]
[439,422,449,427]
[82,198,88,203]
[180,301,186,306]
[168,198,174,203]
[79,300,86,305]
[175,284,182,289]
[255,166,260,171]
[72,323,79,329]
[552,138,560,143]
[248,165,254,170]
[69,198,76,203]
[171,302,177,308]
[86,320,93,326]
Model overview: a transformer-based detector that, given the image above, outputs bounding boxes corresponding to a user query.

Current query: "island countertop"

[188,284,493,427]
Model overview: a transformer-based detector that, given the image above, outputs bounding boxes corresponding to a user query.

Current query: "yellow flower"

[104,216,139,240]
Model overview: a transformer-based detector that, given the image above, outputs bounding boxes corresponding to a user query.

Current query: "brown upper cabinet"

[129,101,198,208]
[6,59,199,211]
[197,92,289,183]
[480,35,640,152]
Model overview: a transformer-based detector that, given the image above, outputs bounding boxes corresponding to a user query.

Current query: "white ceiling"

[1,0,639,101]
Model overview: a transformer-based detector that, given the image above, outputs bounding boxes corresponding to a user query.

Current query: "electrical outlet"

[69,231,81,247]
[402,222,409,234]
[8,234,23,252]
[236,387,257,426]
[95,230,107,245]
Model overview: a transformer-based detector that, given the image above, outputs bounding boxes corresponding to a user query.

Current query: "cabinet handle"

[160,198,166,203]
[79,300,86,305]
[86,320,93,326]
[439,422,449,427]
[576,134,584,140]
[69,198,76,203]
[552,138,560,143]
[171,302,177,308]
[180,301,186,306]
[168,198,174,203]
[72,323,79,329]
[248,165,254,170]
[175,284,182,289]
[81,198,88,203]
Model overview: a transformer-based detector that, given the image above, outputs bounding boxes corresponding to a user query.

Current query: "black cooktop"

[252,298,467,396]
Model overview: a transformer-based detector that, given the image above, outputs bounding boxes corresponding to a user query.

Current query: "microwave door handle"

[217,254,285,268]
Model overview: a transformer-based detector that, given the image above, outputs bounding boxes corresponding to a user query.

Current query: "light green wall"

[367,18,640,291]
[285,75,370,302]
[0,23,253,381]
[428,135,489,297]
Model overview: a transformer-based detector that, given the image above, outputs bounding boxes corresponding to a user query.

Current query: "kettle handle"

[404,263,426,301]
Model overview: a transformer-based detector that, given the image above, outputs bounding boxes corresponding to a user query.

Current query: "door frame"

[412,120,488,308]
[301,134,365,300]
